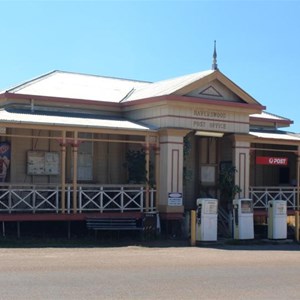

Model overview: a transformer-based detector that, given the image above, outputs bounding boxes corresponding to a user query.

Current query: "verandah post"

[145,134,150,212]
[72,131,78,214]
[60,131,66,214]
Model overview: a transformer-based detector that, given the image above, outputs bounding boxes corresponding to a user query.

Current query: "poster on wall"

[0,142,11,182]
[200,165,215,184]
[27,151,59,175]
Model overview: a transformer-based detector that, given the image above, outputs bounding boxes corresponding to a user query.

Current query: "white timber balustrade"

[0,184,156,213]
[250,186,297,210]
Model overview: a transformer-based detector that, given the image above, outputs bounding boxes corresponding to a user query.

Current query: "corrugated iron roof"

[250,111,291,122]
[4,69,261,108]
[0,109,151,131]
[4,70,216,103]
[6,71,150,103]
[249,131,300,141]
[122,70,215,102]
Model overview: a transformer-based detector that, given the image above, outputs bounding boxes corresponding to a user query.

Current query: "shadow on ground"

[0,234,299,250]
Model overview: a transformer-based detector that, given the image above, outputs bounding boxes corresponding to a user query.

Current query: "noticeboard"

[27,151,59,175]
[200,166,215,184]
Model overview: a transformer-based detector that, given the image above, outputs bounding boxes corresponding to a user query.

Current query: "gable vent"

[199,86,223,97]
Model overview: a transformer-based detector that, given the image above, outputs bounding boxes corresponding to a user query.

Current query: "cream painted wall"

[10,128,61,184]
[126,102,250,134]
[158,129,189,213]
[232,139,250,199]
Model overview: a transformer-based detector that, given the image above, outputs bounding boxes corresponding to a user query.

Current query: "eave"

[121,95,265,113]
[250,115,293,127]
[0,92,121,109]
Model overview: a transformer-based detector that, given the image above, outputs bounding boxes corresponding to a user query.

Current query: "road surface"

[0,242,299,299]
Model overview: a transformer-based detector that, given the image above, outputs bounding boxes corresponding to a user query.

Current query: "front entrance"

[183,132,235,211]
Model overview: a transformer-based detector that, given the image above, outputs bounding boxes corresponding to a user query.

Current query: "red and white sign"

[256,156,288,166]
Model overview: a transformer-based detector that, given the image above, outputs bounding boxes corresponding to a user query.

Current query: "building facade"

[0,65,299,238]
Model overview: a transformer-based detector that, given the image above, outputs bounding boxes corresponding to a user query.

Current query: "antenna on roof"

[212,40,218,71]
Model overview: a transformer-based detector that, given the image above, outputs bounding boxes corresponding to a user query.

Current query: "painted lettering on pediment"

[193,109,227,119]
[192,109,229,131]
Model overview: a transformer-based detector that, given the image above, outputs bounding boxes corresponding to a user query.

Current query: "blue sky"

[1,0,300,131]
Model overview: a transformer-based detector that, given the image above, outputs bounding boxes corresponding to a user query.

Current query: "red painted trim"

[122,95,265,110]
[159,212,184,220]
[1,92,265,112]
[171,149,180,192]
[0,212,144,222]
[254,210,295,216]
[239,152,246,196]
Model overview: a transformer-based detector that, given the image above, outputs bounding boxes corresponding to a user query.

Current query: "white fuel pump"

[268,200,287,239]
[195,198,218,242]
[232,198,254,240]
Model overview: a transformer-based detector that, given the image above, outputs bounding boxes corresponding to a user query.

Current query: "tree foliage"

[218,165,241,203]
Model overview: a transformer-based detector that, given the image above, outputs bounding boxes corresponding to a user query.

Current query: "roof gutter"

[0,92,121,109]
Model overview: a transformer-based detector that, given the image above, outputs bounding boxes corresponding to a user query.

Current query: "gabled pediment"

[185,79,245,103]
[172,70,261,106]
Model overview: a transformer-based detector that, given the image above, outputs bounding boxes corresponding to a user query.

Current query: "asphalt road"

[0,242,299,300]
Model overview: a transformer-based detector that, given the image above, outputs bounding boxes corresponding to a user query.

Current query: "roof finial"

[212,40,218,71]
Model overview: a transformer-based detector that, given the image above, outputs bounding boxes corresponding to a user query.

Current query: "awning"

[0,109,152,131]
[249,131,300,141]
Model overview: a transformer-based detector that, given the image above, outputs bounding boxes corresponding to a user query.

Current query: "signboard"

[0,142,10,182]
[168,192,182,206]
[256,156,288,166]
[27,151,59,175]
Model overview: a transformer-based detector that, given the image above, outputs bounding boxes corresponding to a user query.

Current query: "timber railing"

[250,186,297,210]
[0,184,156,213]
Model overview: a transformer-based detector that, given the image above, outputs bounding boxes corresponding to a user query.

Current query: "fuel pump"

[195,198,218,242]
[268,200,287,239]
[232,198,254,240]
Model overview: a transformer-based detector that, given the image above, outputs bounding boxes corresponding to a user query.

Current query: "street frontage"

[0,242,299,299]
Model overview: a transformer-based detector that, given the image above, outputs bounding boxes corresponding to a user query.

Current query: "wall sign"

[256,156,288,166]
[168,192,183,206]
